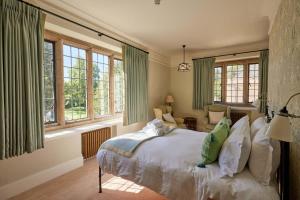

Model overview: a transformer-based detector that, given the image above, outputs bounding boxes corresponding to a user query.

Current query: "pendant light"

[154,0,160,5]
[177,45,191,72]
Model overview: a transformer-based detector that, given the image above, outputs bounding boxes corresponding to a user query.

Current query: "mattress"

[97,128,279,200]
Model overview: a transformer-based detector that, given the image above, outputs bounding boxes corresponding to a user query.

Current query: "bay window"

[213,59,260,105]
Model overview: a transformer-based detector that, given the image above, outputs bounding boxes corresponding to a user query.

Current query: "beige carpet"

[10,158,167,200]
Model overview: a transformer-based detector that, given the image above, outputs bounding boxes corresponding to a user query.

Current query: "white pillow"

[162,113,176,123]
[209,111,225,124]
[250,117,266,140]
[218,115,251,177]
[248,124,280,185]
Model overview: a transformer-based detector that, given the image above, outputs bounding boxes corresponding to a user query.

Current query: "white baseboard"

[0,156,83,200]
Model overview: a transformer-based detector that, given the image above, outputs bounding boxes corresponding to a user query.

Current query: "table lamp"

[165,95,174,106]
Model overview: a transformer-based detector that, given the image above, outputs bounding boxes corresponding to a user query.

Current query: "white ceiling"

[39,0,281,55]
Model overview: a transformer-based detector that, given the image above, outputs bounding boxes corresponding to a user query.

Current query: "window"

[92,52,110,117]
[63,44,87,121]
[226,64,244,103]
[213,59,259,105]
[114,59,124,113]
[214,67,222,102]
[43,40,56,123]
[43,31,124,129]
[248,63,259,103]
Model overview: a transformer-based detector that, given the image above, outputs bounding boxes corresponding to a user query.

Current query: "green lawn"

[65,107,87,120]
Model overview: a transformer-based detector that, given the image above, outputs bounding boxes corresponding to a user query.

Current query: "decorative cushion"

[250,117,266,140]
[209,111,225,124]
[218,115,251,177]
[206,104,230,119]
[163,113,176,123]
[248,124,281,185]
[153,108,163,120]
[198,117,230,167]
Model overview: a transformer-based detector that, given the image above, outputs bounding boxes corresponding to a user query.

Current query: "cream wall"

[0,135,81,187]
[148,60,171,119]
[268,0,300,198]
[170,41,268,130]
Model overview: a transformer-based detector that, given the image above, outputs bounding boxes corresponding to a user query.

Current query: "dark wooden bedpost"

[279,142,289,200]
[99,167,102,193]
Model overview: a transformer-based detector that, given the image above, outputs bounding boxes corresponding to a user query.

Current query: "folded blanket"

[100,119,174,157]
[147,118,164,128]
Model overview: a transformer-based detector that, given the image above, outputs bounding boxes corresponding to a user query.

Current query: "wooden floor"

[10,158,167,200]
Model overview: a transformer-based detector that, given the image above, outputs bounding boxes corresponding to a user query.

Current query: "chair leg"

[99,167,102,193]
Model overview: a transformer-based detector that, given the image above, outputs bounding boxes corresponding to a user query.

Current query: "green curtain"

[0,0,45,159]
[259,50,269,113]
[123,45,148,125]
[193,57,216,109]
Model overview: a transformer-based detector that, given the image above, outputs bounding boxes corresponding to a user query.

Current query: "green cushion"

[198,117,230,167]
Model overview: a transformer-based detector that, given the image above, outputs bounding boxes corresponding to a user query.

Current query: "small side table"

[184,117,197,131]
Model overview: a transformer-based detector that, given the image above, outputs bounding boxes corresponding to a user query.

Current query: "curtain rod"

[18,0,149,54]
[192,49,269,60]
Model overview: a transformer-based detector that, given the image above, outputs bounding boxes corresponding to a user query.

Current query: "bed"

[97,128,280,200]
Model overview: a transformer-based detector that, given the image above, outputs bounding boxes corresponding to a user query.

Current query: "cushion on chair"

[206,104,231,119]
[209,111,225,124]
[154,105,186,128]
[163,113,176,123]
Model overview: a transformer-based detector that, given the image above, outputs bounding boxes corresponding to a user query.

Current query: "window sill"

[44,117,123,142]
[214,102,256,108]
[231,106,258,112]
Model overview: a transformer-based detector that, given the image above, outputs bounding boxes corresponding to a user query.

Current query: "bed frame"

[98,109,289,200]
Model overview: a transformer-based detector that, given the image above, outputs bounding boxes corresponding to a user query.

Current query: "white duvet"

[97,128,279,200]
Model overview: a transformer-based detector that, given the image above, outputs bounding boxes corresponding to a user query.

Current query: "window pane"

[114,59,124,113]
[248,63,259,103]
[44,41,56,124]
[226,64,244,103]
[63,44,87,121]
[93,52,110,117]
[214,66,222,102]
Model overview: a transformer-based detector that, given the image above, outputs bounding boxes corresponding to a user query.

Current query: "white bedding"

[97,128,279,200]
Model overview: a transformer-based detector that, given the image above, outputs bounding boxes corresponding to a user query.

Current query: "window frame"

[62,43,89,122]
[213,66,223,103]
[44,30,123,131]
[248,62,260,103]
[213,58,259,107]
[92,51,111,118]
[113,58,125,113]
[43,39,57,124]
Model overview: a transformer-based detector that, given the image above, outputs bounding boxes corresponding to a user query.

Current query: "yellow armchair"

[153,105,186,128]
[203,104,231,132]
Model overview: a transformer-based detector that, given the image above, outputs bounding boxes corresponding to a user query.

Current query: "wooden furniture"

[230,109,252,125]
[184,117,197,130]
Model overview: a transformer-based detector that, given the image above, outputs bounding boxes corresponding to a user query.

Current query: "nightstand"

[184,117,197,131]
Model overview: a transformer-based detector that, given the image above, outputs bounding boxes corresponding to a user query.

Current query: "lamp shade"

[165,95,174,103]
[266,114,293,142]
